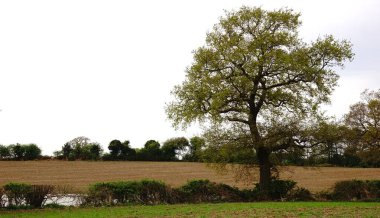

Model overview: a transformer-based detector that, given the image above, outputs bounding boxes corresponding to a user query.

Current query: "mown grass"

[1,202,379,218]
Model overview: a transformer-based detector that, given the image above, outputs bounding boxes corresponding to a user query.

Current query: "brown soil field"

[0,161,379,192]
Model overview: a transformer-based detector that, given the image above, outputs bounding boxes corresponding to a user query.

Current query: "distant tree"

[184,136,206,162]
[166,6,353,190]
[89,143,102,160]
[120,141,136,160]
[137,140,161,161]
[312,121,347,165]
[0,145,10,160]
[61,143,73,160]
[68,136,91,160]
[9,144,25,160]
[107,140,135,160]
[23,144,41,160]
[161,137,189,161]
[344,90,380,167]
[108,140,123,158]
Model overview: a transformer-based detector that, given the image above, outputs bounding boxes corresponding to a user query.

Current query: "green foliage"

[26,185,54,208]
[183,136,205,162]
[166,6,353,189]
[23,144,41,160]
[61,143,72,160]
[136,140,162,161]
[332,180,380,201]
[253,179,297,200]
[9,144,26,160]
[55,137,103,160]
[0,186,5,208]
[178,179,242,203]
[4,183,32,206]
[289,187,314,201]
[0,145,10,159]
[161,137,189,161]
[108,140,123,157]
[344,90,380,167]
[87,180,175,206]
[0,144,42,161]
[3,183,53,208]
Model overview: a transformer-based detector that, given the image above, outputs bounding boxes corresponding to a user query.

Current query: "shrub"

[4,183,32,206]
[269,179,297,199]
[332,180,380,201]
[179,179,242,203]
[289,187,314,201]
[3,183,54,208]
[252,179,297,200]
[0,186,5,208]
[134,180,175,204]
[26,185,54,208]
[87,180,176,206]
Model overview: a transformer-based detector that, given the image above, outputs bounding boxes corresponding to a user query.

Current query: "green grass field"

[1,202,379,218]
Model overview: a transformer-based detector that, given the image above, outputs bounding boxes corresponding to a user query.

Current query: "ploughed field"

[0,161,379,192]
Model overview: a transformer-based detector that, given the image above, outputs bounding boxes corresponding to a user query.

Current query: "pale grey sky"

[0,0,379,155]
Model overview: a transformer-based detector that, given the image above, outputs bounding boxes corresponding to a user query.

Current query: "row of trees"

[53,136,205,162]
[1,89,379,166]
[0,144,41,160]
[2,89,379,166]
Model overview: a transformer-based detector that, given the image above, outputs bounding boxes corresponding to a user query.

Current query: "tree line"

[0,89,379,166]
[0,90,379,168]
[52,136,204,162]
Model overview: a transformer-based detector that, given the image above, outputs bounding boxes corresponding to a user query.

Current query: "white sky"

[0,0,379,155]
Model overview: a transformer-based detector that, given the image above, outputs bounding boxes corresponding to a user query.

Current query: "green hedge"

[86,179,177,205]
[2,183,54,208]
[332,180,380,201]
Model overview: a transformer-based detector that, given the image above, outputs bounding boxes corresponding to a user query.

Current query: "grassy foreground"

[1,202,379,218]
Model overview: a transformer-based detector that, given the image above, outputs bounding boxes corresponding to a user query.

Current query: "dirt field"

[0,161,379,192]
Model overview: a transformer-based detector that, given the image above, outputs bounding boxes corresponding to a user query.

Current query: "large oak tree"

[166,7,353,190]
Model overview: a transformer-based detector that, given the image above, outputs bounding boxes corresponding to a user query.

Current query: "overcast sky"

[0,0,379,155]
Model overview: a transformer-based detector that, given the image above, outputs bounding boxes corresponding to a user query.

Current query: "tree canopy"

[344,90,380,166]
[167,6,353,190]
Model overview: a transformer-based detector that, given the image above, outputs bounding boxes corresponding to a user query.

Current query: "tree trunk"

[257,147,271,190]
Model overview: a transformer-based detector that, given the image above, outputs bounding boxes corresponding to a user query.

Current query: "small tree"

[166,6,353,190]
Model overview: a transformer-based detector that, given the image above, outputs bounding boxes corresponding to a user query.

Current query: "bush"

[4,183,32,206]
[0,186,5,208]
[178,179,242,203]
[87,180,176,206]
[135,180,175,204]
[332,180,380,201]
[252,179,297,200]
[3,183,54,208]
[26,185,54,208]
[289,187,314,201]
